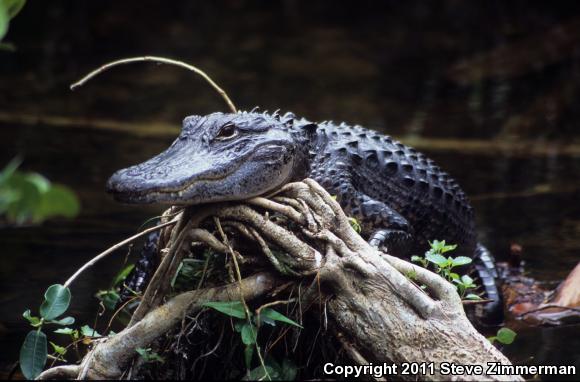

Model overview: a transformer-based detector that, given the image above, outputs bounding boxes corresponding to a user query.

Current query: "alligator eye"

[216,123,238,140]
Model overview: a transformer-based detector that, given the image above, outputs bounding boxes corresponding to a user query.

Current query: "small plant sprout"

[453,274,477,299]
[20,284,74,380]
[411,255,428,268]
[488,327,517,345]
[347,217,362,233]
[411,240,480,299]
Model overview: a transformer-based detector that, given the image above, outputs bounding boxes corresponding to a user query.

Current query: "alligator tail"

[120,230,160,302]
[473,243,504,325]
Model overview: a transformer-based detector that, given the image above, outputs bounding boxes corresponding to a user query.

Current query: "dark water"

[1,1,579,379]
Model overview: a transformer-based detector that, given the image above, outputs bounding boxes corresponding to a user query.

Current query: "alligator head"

[106,111,315,205]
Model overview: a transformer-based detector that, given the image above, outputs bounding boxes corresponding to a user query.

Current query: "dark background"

[0,1,579,379]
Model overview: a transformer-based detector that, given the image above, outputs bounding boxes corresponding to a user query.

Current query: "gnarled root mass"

[38,179,521,381]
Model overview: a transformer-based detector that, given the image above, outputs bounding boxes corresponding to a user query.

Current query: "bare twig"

[104,295,141,335]
[70,56,237,113]
[63,219,177,288]
[256,299,296,317]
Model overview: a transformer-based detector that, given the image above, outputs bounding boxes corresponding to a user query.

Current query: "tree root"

[38,179,522,381]
[38,273,278,380]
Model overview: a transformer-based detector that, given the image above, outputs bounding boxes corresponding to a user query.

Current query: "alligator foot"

[368,228,414,257]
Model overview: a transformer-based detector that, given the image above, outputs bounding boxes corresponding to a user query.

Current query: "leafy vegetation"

[136,347,165,364]
[412,240,517,345]
[171,249,216,291]
[0,159,80,225]
[488,327,517,345]
[95,264,135,311]
[0,0,26,49]
[347,216,362,233]
[20,284,73,379]
[411,240,480,299]
[20,281,107,379]
[203,300,301,380]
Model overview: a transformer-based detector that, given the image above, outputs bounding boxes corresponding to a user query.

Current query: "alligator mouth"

[110,177,222,204]
[107,143,290,204]
[107,164,242,204]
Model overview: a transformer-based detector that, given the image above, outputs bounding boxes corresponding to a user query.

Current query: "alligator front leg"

[328,179,415,256]
[356,200,415,256]
[368,228,413,254]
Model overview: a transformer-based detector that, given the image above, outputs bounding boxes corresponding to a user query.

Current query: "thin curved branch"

[64,219,177,288]
[70,56,237,113]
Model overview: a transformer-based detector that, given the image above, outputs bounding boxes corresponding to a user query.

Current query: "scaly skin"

[108,111,502,323]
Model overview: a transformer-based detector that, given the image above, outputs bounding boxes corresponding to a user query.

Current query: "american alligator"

[108,110,502,323]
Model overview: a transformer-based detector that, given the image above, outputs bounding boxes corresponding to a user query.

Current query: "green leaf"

[461,274,474,285]
[19,330,47,380]
[26,173,50,193]
[241,323,258,345]
[203,301,247,319]
[496,328,516,345]
[0,162,80,224]
[429,240,444,252]
[54,327,75,335]
[22,309,42,327]
[39,284,71,320]
[0,157,21,183]
[281,358,298,381]
[136,347,164,363]
[260,314,277,326]
[96,289,120,311]
[3,0,26,19]
[112,264,135,287]
[265,356,281,372]
[411,255,423,263]
[46,316,75,326]
[450,272,460,280]
[172,257,213,290]
[441,244,458,253]
[425,252,448,267]
[49,341,67,356]
[234,321,245,333]
[0,1,8,41]
[347,217,361,233]
[405,270,418,281]
[244,345,254,370]
[4,172,43,223]
[35,184,80,221]
[261,308,303,328]
[80,325,102,338]
[452,256,472,267]
[464,294,482,300]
